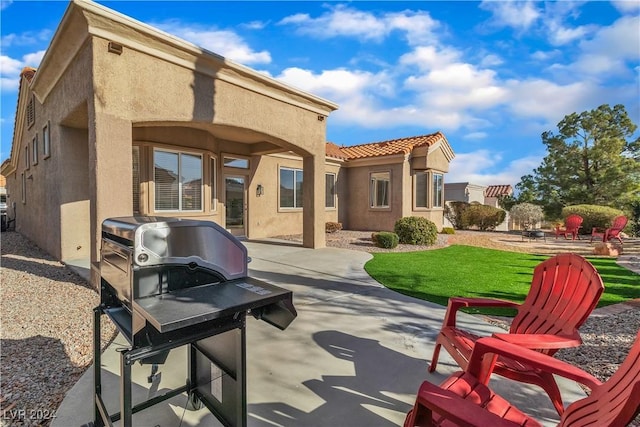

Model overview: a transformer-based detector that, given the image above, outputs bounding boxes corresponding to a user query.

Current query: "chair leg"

[429,343,441,373]
[540,372,564,416]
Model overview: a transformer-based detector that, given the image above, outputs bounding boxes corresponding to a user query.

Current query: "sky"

[1,1,639,188]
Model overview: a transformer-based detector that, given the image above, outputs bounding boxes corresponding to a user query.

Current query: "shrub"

[441,227,455,234]
[325,222,343,233]
[561,205,624,234]
[444,201,471,229]
[510,203,544,229]
[373,231,399,249]
[630,200,640,238]
[394,216,438,245]
[462,205,506,231]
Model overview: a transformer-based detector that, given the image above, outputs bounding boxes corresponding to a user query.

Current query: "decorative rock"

[593,242,623,256]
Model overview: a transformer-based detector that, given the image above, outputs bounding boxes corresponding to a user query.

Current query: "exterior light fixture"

[256,184,264,196]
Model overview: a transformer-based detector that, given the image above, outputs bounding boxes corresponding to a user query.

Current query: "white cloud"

[1,29,52,47]
[278,5,439,45]
[1,55,23,76]
[479,54,503,67]
[0,50,46,92]
[153,21,271,65]
[241,20,268,30]
[447,150,541,186]
[479,1,541,31]
[22,50,45,68]
[579,15,640,60]
[463,132,488,140]
[611,1,640,13]
[505,79,596,122]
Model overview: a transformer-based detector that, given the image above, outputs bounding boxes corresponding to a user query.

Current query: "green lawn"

[364,245,640,317]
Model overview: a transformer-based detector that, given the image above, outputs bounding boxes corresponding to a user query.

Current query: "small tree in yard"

[510,203,544,230]
[444,201,470,229]
[463,204,506,231]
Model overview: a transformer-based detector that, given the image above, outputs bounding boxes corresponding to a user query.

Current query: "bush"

[510,203,544,229]
[444,201,471,229]
[441,227,455,234]
[462,205,506,231]
[372,231,399,249]
[394,216,438,245]
[325,222,343,233]
[561,205,624,235]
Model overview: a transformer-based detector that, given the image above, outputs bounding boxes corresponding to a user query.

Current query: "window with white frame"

[32,135,38,165]
[433,173,443,208]
[280,167,303,208]
[223,156,249,169]
[132,147,140,214]
[210,158,217,211]
[43,123,50,158]
[154,149,203,211]
[25,146,30,170]
[370,171,390,208]
[325,173,336,208]
[415,172,428,208]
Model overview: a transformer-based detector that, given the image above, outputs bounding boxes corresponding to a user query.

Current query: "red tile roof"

[21,67,36,82]
[326,132,447,160]
[485,185,513,198]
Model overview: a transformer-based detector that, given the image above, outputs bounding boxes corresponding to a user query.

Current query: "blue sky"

[1,1,639,188]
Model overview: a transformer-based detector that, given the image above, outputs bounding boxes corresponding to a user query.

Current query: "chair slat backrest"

[565,215,583,231]
[510,254,604,354]
[560,330,640,427]
[609,216,628,234]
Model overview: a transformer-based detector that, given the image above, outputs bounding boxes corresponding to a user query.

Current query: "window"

[32,135,38,165]
[154,149,202,211]
[26,95,35,129]
[370,171,390,208]
[325,173,336,208]
[210,158,217,211]
[132,147,140,214]
[25,146,30,170]
[433,173,443,208]
[280,167,303,208]
[415,172,428,208]
[223,156,249,169]
[21,173,26,203]
[43,123,50,158]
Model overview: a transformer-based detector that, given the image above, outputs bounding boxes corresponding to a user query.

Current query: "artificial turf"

[364,245,640,317]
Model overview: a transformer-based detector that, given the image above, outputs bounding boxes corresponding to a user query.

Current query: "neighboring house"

[0,174,7,230]
[444,183,513,231]
[484,185,513,231]
[0,0,454,286]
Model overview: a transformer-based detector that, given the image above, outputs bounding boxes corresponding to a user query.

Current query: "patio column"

[302,153,325,249]
[88,109,133,286]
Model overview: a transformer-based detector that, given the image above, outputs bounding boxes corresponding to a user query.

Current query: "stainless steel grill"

[92,216,296,427]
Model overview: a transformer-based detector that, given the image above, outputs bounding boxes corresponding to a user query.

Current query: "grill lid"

[102,216,248,280]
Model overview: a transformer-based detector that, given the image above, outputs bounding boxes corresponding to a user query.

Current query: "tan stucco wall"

[6,41,94,260]
[344,161,406,232]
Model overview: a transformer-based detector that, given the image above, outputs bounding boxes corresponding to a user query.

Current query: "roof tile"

[485,185,513,198]
[326,132,446,160]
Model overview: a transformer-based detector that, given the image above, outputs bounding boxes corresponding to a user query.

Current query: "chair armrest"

[443,297,520,328]
[468,337,602,390]
[410,379,523,427]
[491,332,582,350]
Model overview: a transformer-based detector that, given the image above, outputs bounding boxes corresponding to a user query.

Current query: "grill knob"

[137,253,149,263]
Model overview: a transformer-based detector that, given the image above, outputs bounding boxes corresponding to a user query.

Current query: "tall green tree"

[516,104,640,218]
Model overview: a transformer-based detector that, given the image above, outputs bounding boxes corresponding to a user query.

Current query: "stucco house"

[1,0,454,286]
[444,183,513,231]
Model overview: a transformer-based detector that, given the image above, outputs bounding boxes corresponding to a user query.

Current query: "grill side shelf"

[133,278,296,333]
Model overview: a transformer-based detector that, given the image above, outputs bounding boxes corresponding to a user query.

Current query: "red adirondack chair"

[591,215,628,244]
[405,332,640,427]
[428,253,604,416]
[554,214,583,240]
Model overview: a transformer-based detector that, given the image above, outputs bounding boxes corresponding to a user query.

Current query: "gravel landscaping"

[1,232,115,427]
[1,229,638,425]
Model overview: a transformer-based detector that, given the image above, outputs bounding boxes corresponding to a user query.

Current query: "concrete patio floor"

[55,239,588,427]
